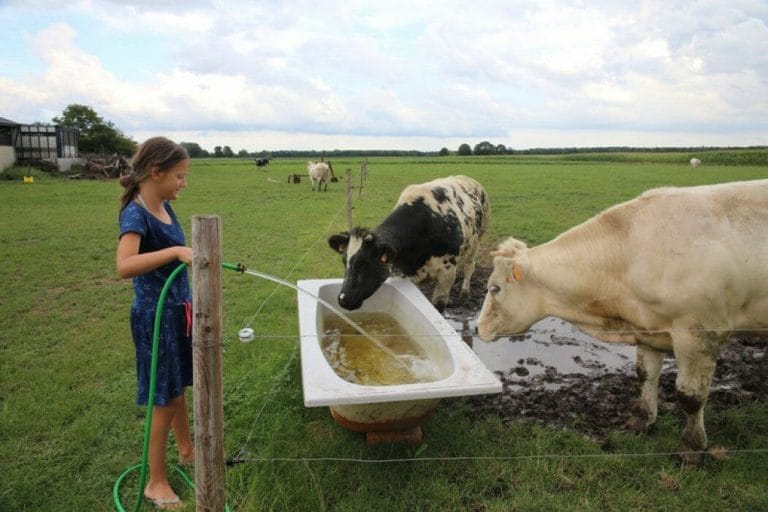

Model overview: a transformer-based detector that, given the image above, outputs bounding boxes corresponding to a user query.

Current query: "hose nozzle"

[222,262,247,273]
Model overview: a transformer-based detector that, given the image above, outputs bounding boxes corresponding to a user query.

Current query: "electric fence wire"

[211,326,768,340]
[227,447,768,465]
[223,201,347,402]
[228,347,299,464]
[224,202,349,461]
[214,196,768,474]
[241,202,348,333]
[223,331,767,465]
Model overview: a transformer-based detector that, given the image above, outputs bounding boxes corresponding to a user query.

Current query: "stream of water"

[240,268,413,373]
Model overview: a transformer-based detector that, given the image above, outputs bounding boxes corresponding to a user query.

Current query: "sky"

[1,0,767,152]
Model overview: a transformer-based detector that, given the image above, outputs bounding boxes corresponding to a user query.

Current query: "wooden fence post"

[192,215,226,512]
[346,169,353,231]
[358,164,364,199]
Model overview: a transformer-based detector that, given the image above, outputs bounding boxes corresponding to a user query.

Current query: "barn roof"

[0,117,21,127]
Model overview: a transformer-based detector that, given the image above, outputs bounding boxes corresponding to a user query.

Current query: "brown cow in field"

[307,161,331,191]
[478,179,768,464]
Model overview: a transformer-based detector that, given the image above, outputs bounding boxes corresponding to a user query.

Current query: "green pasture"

[1,154,767,511]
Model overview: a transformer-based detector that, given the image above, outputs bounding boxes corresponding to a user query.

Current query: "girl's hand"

[116,235,193,278]
[177,246,193,265]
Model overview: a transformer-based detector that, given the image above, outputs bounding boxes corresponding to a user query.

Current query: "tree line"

[49,105,766,162]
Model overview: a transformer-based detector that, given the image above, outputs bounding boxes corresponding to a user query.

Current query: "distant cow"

[255,157,271,167]
[307,161,331,192]
[690,158,701,168]
[477,180,768,464]
[328,175,490,311]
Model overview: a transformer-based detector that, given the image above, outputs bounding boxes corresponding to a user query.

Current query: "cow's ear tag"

[512,264,523,282]
[503,259,523,282]
[380,252,388,264]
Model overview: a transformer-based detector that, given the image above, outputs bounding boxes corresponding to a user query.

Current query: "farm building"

[0,117,20,172]
[0,116,83,172]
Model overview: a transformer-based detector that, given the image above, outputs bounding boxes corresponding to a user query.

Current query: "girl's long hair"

[119,137,189,213]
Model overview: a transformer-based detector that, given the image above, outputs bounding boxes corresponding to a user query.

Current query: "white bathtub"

[296,277,501,441]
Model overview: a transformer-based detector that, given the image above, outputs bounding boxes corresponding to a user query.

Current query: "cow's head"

[328,228,394,310]
[477,237,539,341]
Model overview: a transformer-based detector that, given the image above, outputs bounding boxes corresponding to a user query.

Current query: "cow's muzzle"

[337,292,362,311]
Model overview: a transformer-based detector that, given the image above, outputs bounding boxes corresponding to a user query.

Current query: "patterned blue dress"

[119,201,192,406]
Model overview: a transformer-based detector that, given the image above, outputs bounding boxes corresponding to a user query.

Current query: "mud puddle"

[446,315,636,388]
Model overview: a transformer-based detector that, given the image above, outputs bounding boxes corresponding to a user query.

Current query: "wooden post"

[192,215,226,512]
[346,169,353,231]
[358,164,364,199]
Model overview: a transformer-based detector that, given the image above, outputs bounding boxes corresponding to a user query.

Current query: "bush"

[0,165,43,181]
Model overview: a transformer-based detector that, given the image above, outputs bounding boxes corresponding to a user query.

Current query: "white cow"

[477,180,768,464]
[690,158,701,168]
[307,161,331,192]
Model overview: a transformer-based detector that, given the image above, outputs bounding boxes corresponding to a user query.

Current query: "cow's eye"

[488,284,500,295]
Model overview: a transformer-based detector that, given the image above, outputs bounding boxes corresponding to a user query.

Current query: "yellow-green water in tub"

[322,312,443,386]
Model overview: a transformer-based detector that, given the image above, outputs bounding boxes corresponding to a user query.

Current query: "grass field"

[1,154,767,511]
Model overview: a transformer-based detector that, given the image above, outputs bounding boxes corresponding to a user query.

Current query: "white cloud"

[0,0,766,149]
[582,80,634,105]
[630,38,670,61]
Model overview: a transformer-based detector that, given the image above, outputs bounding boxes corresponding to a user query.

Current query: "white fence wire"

[217,183,766,470]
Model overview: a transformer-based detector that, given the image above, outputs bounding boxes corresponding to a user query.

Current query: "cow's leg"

[671,328,723,465]
[460,257,475,297]
[626,344,665,432]
[431,266,457,312]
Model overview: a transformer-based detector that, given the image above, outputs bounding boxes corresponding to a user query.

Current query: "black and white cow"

[328,175,490,311]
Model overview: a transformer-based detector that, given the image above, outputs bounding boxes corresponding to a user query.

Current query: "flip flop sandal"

[144,494,182,510]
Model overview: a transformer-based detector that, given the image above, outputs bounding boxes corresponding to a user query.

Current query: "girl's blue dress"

[119,201,192,406]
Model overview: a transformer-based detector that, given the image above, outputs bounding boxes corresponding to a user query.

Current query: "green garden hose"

[113,262,234,511]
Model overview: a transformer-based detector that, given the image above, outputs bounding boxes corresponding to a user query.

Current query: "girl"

[116,137,193,510]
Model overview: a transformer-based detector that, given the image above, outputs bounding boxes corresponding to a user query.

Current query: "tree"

[237,149,249,157]
[222,146,234,158]
[181,142,205,158]
[458,143,472,156]
[495,144,507,154]
[214,146,223,157]
[438,147,450,156]
[473,141,495,155]
[52,104,137,155]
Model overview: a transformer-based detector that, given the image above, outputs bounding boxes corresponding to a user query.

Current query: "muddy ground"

[420,264,768,441]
